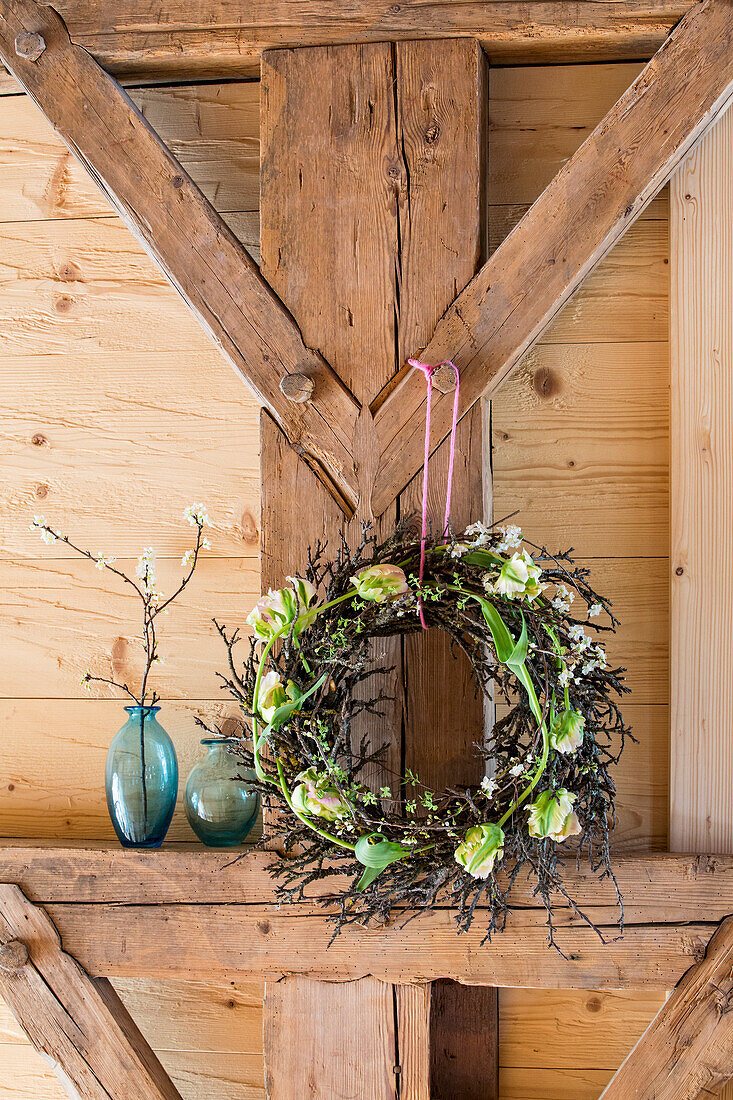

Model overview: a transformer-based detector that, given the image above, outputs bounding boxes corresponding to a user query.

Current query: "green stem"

[497,678,550,829]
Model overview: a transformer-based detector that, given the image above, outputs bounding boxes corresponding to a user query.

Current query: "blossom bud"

[550,709,585,754]
[527,789,582,842]
[291,767,351,821]
[454,822,505,879]
[350,564,409,603]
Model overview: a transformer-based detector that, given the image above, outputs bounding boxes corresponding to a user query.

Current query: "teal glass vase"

[185,738,259,847]
[105,706,178,848]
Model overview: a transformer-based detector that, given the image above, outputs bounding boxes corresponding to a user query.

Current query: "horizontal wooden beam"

[371,0,733,516]
[0,845,731,988]
[600,916,733,1099]
[0,0,360,513]
[32,903,717,988]
[1,2,694,84]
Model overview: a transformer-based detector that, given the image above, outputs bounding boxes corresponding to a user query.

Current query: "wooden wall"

[0,61,669,1098]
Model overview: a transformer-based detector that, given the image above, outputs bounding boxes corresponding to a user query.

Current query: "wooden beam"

[259,38,492,1099]
[371,0,733,517]
[3,2,695,84]
[670,103,733,853]
[0,846,732,920]
[0,0,360,513]
[0,883,183,1100]
[599,916,733,1099]
[0,848,731,988]
[26,901,721,989]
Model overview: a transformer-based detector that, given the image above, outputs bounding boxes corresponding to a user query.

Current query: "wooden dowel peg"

[432,363,457,393]
[0,940,29,974]
[15,31,45,62]
[280,371,315,403]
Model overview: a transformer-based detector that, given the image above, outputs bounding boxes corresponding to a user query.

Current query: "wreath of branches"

[213,519,631,949]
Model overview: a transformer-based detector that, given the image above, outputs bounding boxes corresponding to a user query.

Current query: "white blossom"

[94,553,116,571]
[481,775,497,798]
[181,549,194,568]
[201,536,212,551]
[495,523,522,553]
[509,762,524,777]
[184,502,211,527]
[588,603,603,618]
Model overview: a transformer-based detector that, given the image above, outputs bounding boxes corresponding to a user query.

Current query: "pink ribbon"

[407,358,461,629]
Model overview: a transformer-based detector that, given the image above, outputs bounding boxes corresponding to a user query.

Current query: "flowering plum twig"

[31,504,212,822]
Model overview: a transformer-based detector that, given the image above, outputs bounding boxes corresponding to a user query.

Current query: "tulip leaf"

[463,549,504,569]
[354,833,411,891]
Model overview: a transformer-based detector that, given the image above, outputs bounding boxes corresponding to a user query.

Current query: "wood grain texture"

[373,0,733,516]
[6,847,730,920]
[0,884,183,1099]
[670,106,733,853]
[7,1,695,82]
[499,988,666,1069]
[0,0,360,513]
[0,557,259,699]
[0,83,259,224]
[492,342,669,559]
[259,39,492,1100]
[264,978,397,1100]
[25,902,720,988]
[430,982,498,1100]
[600,916,733,1099]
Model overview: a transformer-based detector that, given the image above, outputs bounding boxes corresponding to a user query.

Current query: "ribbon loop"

[407,358,461,630]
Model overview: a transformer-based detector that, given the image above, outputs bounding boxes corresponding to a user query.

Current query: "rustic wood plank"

[0,557,260,700]
[264,978,397,1099]
[373,0,733,516]
[0,83,259,224]
[0,0,360,513]
[29,902,719,989]
[0,348,260,560]
[670,106,733,853]
[499,988,666,1070]
[14,1,695,83]
[430,982,499,1100]
[259,38,493,1100]
[492,342,669,559]
[5,848,729,921]
[600,916,733,1099]
[0,884,183,1099]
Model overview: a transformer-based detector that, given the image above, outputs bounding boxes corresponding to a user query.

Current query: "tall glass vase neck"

[124,704,161,718]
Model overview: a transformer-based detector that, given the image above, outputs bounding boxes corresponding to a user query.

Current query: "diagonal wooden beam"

[599,915,733,1099]
[371,0,733,518]
[0,0,361,514]
[0,883,183,1100]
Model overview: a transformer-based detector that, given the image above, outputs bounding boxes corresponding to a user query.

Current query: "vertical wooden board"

[670,105,733,855]
[259,43,404,1100]
[430,981,498,1100]
[670,92,733,1100]
[259,39,493,1100]
[394,39,489,795]
[264,978,396,1100]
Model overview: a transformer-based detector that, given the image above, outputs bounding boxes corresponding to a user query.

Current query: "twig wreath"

[215,361,631,947]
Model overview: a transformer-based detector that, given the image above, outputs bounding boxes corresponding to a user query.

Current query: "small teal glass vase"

[185,738,259,847]
[105,706,178,848]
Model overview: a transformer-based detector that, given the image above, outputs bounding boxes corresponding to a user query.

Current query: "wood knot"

[424,120,440,145]
[15,32,45,62]
[532,365,560,399]
[279,372,314,403]
[0,940,28,974]
[31,433,47,447]
[432,364,457,393]
[171,175,184,190]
